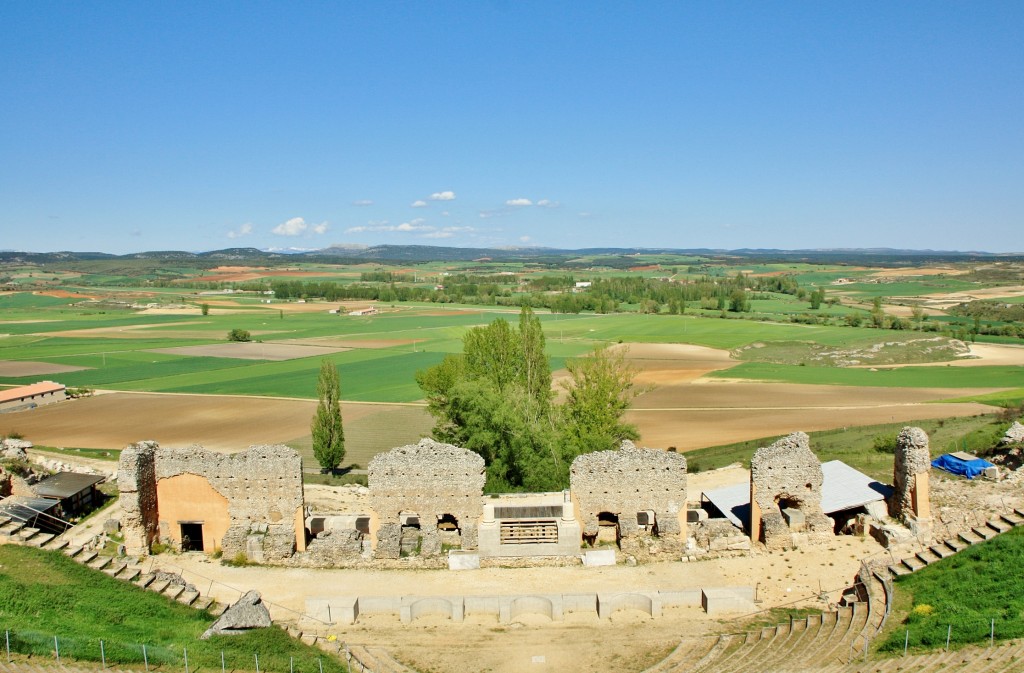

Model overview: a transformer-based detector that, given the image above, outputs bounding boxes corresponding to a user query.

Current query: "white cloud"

[345,218,431,234]
[227,222,254,239]
[411,200,428,208]
[519,235,532,243]
[537,199,559,208]
[478,210,498,219]
[272,217,328,236]
[422,231,455,239]
[430,190,456,201]
[443,226,474,233]
[351,199,373,207]
[505,198,533,207]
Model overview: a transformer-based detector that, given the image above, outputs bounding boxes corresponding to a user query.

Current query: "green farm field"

[2,273,1022,464]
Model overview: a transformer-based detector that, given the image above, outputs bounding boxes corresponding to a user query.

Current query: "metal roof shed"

[33,472,106,516]
[702,460,893,531]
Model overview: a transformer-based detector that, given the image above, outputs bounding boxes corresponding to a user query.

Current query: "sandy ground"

[0,360,89,377]
[149,342,351,361]
[155,525,879,673]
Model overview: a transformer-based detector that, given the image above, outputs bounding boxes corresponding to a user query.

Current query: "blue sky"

[2,2,1022,254]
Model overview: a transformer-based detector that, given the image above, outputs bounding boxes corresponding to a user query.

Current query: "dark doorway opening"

[179,522,204,552]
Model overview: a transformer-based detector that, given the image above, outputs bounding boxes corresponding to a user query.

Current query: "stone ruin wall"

[570,440,687,541]
[750,432,833,550]
[118,441,159,556]
[118,441,305,560]
[890,426,932,526]
[368,438,485,559]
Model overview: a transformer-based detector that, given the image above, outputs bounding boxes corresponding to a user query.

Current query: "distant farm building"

[0,381,67,412]
[348,307,378,316]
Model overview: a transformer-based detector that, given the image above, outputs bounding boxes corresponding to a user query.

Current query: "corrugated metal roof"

[33,472,105,499]
[0,496,61,524]
[702,460,893,530]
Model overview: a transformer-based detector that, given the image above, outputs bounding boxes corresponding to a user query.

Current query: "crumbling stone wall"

[118,441,159,556]
[1003,421,1024,446]
[368,438,485,557]
[117,442,305,560]
[570,440,687,540]
[890,426,931,525]
[750,432,833,549]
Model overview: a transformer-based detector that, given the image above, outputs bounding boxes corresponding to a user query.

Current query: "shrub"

[227,328,251,342]
[872,434,898,454]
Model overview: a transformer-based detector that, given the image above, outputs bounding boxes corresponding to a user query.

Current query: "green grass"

[879,526,1024,652]
[685,415,1004,481]
[0,545,346,672]
[943,388,1024,408]
[32,446,121,461]
[708,362,1024,389]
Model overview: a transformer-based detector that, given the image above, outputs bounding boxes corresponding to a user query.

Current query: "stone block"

[448,551,480,570]
[701,588,756,616]
[687,509,709,523]
[582,549,616,567]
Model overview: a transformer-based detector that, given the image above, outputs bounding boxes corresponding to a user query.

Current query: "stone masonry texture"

[368,438,485,554]
[570,440,687,538]
[890,426,931,521]
[750,432,833,549]
[118,442,304,559]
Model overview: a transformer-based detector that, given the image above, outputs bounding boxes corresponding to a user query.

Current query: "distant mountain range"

[1,245,1022,265]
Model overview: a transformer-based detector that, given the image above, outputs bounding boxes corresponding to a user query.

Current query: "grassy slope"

[880,526,1024,652]
[0,545,345,672]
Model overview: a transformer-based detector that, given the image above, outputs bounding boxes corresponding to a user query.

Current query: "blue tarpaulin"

[931,454,994,479]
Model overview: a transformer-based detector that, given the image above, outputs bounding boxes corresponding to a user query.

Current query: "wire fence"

[1,628,349,673]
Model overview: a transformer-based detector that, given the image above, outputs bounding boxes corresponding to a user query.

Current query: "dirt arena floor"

[0,360,89,377]
[157,514,881,673]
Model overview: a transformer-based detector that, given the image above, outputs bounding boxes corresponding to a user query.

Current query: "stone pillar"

[890,427,932,533]
[749,478,761,542]
[118,441,160,556]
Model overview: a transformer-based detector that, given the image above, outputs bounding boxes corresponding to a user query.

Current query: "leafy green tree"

[809,288,825,310]
[416,308,639,491]
[311,359,345,473]
[559,346,642,465]
[518,306,551,414]
[227,328,251,342]
[201,303,210,316]
[728,289,748,312]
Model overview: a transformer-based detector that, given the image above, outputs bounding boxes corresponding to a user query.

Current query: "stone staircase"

[642,506,1024,673]
[884,509,1024,579]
